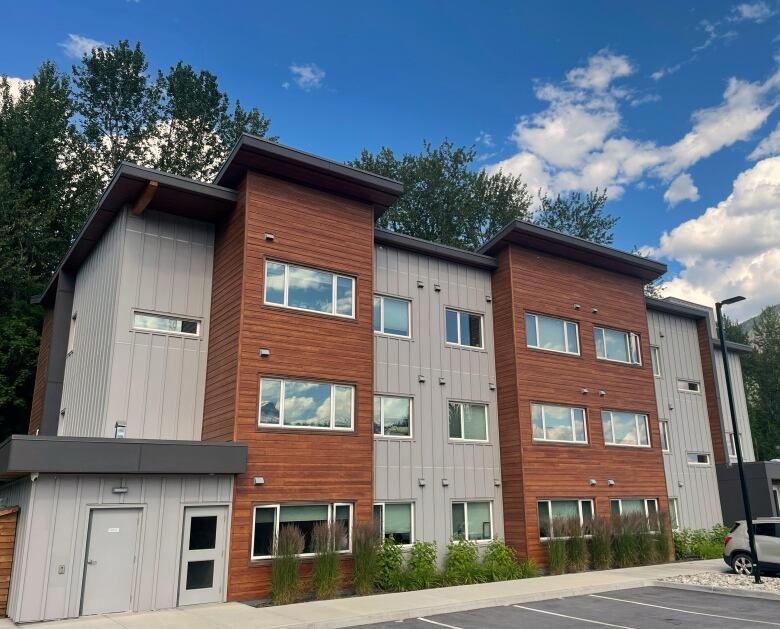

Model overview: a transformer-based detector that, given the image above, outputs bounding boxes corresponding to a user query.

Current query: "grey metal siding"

[0,474,232,623]
[714,350,756,462]
[647,309,722,529]
[374,244,503,556]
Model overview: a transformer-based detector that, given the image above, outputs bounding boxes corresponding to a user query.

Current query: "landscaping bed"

[661,571,780,595]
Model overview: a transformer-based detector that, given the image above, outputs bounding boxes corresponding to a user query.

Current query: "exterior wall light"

[418,478,426,487]
[115,422,126,439]
[259,348,270,358]
[254,476,265,486]
[264,233,274,241]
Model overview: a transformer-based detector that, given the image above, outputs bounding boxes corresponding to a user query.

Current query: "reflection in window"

[374,503,413,544]
[532,403,587,443]
[251,503,352,558]
[258,378,354,430]
[602,410,650,447]
[445,308,483,348]
[448,401,488,441]
[133,312,200,336]
[373,295,411,337]
[537,499,593,539]
[373,395,412,437]
[451,501,492,541]
[594,326,641,365]
[264,261,354,318]
[525,313,579,354]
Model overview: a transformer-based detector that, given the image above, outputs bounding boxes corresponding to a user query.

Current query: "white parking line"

[589,594,780,626]
[417,617,464,629]
[512,604,636,628]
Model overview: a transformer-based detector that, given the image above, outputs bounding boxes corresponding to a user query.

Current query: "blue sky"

[3,0,780,318]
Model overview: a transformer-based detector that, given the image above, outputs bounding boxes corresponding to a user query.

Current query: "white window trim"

[373,395,413,439]
[373,502,415,546]
[374,295,412,339]
[651,346,661,377]
[727,433,739,459]
[668,497,680,530]
[449,401,489,442]
[677,379,701,394]
[602,410,651,448]
[451,501,493,542]
[659,419,670,453]
[445,308,485,349]
[611,498,659,522]
[537,498,594,540]
[594,326,642,366]
[686,451,711,466]
[525,313,580,356]
[531,403,588,444]
[264,260,355,319]
[132,310,201,337]
[258,378,355,431]
[250,502,353,560]
[67,311,77,356]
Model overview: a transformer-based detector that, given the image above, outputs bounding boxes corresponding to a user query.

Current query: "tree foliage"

[535,188,618,245]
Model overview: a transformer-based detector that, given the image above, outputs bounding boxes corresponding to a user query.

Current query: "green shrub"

[654,516,671,563]
[673,524,729,560]
[691,538,723,559]
[564,518,588,572]
[270,525,304,605]
[376,537,404,591]
[636,531,654,566]
[352,522,380,595]
[517,557,540,578]
[612,514,641,568]
[547,537,567,575]
[673,528,691,559]
[482,539,521,581]
[443,539,484,585]
[311,522,341,600]
[590,517,612,570]
[403,541,438,590]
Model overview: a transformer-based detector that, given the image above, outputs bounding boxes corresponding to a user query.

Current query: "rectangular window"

[677,379,701,394]
[67,311,77,355]
[602,410,650,447]
[668,498,680,530]
[251,503,352,559]
[373,295,411,337]
[373,395,412,438]
[610,498,659,529]
[531,403,587,443]
[537,499,594,539]
[451,501,492,541]
[133,311,200,336]
[448,401,488,441]
[659,420,670,452]
[594,326,641,365]
[373,503,414,545]
[525,313,580,355]
[686,452,710,465]
[264,260,354,318]
[651,346,661,377]
[258,378,354,430]
[727,433,739,459]
[445,308,483,349]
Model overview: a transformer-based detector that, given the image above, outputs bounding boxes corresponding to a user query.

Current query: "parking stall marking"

[417,617,464,629]
[512,604,637,628]
[589,594,780,626]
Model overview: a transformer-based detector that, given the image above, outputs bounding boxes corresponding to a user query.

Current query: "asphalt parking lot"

[360,586,780,628]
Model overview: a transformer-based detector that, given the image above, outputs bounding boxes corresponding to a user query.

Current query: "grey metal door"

[81,508,141,615]
[178,506,227,606]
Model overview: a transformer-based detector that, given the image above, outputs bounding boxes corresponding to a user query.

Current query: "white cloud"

[3,76,32,102]
[475,131,494,147]
[749,121,780,159]
[286,63,325,91]
[730,1,775,23]
[565,50,633,91]
[59,34,107,59]
[652,156,780,319]
[664,173,700,206]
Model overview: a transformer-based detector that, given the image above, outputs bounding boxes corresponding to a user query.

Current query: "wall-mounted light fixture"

[485,295,492,303]
[438,377,446,386]
[434,283,441,292]
[581,388,589,395]
[417,280,424,288]
[589,479,597,486]
[254,476,265,486]
[418,478,426,487]
[598,390,606,397]
[489,383,496,391]
[441,478,449,487]
[574,304,581,310]
[112,486,128,494]
[607,479,615,486]
[115,422,126,439]
[264,233,275,241]
[418,375,426,383]
[259,348,271,358]
[591,307,599,314]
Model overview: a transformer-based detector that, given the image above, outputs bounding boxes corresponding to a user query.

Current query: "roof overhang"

[374,229,498,270]
[478,220,666,282]
[215,134,403,215]
[0,435,247,479]
[713,338,753,354]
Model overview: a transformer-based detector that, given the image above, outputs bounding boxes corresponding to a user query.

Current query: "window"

[651,346,661,377]
[531,403,587,443]
[773,486,780,515]
[451,501,492,541]
[373,295,411,337]
[659,420,670,452]
[525,313,579,355]
[610,498,659,525]
[686,452,710,465]
[373,395,412,438]
[251,503,352,559]
[373,503,414,544]
[668,498,680,530]
[602,410,650,447]
[67,311,77,355]
[448,401,488,441]
[258,378,354,430]
[133,311,200,336]
[445,308,483,348]
[677,380,701,394]
[264,260,354,318]
[727,433,740,459]
[594,326,641,365]
[537,499,594,539]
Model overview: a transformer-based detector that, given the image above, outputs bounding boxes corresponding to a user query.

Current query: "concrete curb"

[654,580,780,603]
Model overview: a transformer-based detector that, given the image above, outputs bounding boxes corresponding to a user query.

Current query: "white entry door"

[82,508,141,615]
[178,506,228,606]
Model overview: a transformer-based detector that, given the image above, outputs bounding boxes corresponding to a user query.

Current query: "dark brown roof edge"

[374,229,498,270]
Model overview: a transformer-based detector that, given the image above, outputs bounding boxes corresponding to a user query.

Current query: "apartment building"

[0,135,757,622]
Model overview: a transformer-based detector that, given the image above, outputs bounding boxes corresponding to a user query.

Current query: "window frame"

[373,294,412,338]
[525,312,580,356]
[450,500,494,542]
[686,451,711,466]
[132,310,201,337]
[67,311,77,356]
[602,410,651,448]
[258,377,355,431]
[448,400,489,442]
[445,308,485,349]
[610,498,659,523]
[373,502,415,546]
[531,402,588,444]
[668,497,680,530]
[250,502,353,560]
[677,379,701,394]
[373,395,413,439]
[727,433,739,459]
[594,326,642,366]
[650,346,661,377]
[659,419,670,453]
[537,498,594,540]
[264,260,355,319]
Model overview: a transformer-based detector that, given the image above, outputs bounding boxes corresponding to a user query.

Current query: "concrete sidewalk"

[5,559,725,629]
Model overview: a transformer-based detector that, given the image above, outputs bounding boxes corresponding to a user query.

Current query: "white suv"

[723,518,780,575]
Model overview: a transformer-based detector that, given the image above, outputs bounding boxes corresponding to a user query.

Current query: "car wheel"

[732,553,755,576]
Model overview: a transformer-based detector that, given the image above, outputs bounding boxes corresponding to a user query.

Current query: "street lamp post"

[715,295,761,584]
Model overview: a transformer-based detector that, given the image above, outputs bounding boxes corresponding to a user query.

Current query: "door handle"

[87,559,97,565]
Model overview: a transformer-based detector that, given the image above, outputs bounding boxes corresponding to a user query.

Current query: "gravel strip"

[661,571,780,594]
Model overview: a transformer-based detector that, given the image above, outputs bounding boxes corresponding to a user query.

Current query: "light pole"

[715,295,761,584]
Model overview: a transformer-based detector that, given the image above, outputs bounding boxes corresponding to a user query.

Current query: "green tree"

[350,140,532,250]
[535,188,618,245]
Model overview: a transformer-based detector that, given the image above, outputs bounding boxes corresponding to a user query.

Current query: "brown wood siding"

[0,507,19,616]
[492,244,669,565]
[698,319,726,464]
[28,309,53,435]
[225,172,375,601]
